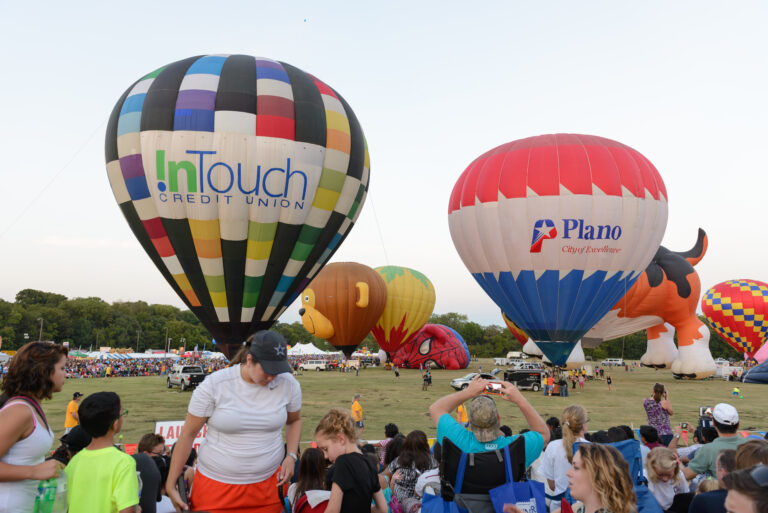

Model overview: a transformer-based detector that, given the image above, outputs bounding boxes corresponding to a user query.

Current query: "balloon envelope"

[391,324,470,370]
[371,266,436,354]
[105,55,370,358]
[448,134,668,365]
[299,262,386,356]
[701,279,768,359]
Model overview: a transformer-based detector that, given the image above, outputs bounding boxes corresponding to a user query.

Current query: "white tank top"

[0,401,55,513]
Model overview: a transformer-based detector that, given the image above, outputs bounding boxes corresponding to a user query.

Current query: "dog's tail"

[672,228,708,267]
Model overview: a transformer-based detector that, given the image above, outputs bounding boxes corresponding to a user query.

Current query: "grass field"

[42,360,767,447]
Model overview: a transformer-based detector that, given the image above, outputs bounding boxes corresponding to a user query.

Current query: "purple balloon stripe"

[120,154,145,180]
[176,89,216,111]
[254,59,282,70]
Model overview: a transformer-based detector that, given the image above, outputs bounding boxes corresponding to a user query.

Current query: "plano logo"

[530,219,557,253]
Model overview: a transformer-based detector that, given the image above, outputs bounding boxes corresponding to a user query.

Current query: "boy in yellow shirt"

[64,392,83,434]
[351,394,364,437]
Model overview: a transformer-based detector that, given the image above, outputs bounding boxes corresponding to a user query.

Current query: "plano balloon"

[105,55,370,357]
[448,134,668,365]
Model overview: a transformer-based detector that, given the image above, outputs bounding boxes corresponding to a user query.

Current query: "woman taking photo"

[643,383,674,445]
[165,330,302,513]
[0,341,68,512]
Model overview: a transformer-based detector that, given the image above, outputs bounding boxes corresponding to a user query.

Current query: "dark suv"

[503,369,543,392]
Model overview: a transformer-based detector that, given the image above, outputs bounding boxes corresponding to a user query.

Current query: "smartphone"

[484,382,504,395]
[681,422,688,429]
[177,475,190,513]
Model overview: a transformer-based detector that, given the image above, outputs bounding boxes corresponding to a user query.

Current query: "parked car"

[503,369,544,392]
[449,371,500,390]
[601,358,624,366]
[167,365,206,391]
[300,360,329,371]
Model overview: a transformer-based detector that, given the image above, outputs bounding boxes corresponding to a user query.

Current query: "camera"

[484,382,504,395]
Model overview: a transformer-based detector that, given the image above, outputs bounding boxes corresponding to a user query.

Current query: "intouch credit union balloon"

[448,134,668,365]
[371,266,436,354]
[105,55,370,358]
[701,280,768,359]
[298,262,386,357]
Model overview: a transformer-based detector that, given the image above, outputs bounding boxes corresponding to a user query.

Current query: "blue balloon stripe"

[556,270,584,332]
[275,275,294,293]
[537,270,560,333]
[187,55,227,76]
[489,272,536,329]
[563,270,607,335]
[117,112,142,137]
[121,94,146,115]
[125,176,151,201]
[173,109,215,132]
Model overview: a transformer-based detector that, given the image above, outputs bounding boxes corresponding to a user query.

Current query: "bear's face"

[300,288,335,339]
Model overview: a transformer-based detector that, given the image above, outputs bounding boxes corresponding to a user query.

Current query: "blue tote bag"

[422,451,468,513]
[489,446,546,513]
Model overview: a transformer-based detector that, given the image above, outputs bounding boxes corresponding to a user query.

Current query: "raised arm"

[429,376,488,426]
[500,381,550,445]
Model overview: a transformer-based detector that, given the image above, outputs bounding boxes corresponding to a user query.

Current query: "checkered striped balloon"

[105,55,369,357]
[448,134,668,366]
[702,280,768,359]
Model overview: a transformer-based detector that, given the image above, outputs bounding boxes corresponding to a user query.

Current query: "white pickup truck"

[167,365,206,391]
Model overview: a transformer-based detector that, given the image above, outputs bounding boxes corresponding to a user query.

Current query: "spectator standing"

[165,330,302,513]
[428,375,548,468]
[134,433,166,513]
[547,374,554,396]
[314,409,387,513]
[643,383,674,445]
[683,404,749,480]
[378,423,400,467]
[539,405,589,511]
[578,373,585,391]
[64,392,83,434]
[65,391,139,513]
[606,373,613,391]
[351,394,364,438]
[0,341,67,512]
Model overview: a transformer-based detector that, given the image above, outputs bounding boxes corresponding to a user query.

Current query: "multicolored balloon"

[105,55,369,357]
[501,311,530,346]
[701,280,768,359]
[371,266,436,354]
[448,134,668,365]
[298,262,386,356]
[391,324,470,370]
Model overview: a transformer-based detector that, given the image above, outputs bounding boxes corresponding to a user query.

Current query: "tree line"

[0,289,742,361]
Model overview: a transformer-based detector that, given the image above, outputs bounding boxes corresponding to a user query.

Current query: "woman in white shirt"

[166,331,302,513]
[0,342,68,513]
[538,404,589,512]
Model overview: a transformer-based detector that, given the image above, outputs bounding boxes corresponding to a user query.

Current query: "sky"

[1,1,766,328]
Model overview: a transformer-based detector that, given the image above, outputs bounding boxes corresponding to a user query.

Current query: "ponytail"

[562,405,588,463]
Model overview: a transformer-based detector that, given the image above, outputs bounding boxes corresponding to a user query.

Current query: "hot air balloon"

[391,324,470,370]
[105,55,369,358]
[701,280,768,360]
[298,262,386,356]
[371,266,436,354]
[448,134,668,365]
[501,311,530,345]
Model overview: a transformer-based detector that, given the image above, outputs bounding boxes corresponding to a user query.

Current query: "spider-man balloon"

[391,324,470,370]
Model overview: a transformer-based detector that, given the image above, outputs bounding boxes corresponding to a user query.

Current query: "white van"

[506,351,527,360]
[299,360,328,371]
[601,358,624,366]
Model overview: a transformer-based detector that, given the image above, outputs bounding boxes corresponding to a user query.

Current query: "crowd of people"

[1,338,767,513]
[64,356,227,378]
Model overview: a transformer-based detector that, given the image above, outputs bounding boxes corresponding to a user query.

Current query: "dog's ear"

[355,282,369,308]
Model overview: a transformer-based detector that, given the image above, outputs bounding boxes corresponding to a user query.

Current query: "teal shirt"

[436,414,544,467]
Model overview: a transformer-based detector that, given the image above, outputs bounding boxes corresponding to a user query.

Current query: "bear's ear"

[355,282,369,308]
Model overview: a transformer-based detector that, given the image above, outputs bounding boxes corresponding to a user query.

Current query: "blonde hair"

[315,408,357,443]
[645,447,683,485]
[562,405,588,463]
[577,444,637,513]
[696,477,721,494]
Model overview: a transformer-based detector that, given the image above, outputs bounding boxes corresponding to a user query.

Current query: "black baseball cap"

[248,331,292,375]
[73,392,83,399]
[60,425,92,453]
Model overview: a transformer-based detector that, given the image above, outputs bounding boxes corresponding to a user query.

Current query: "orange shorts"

[189,468,283,513]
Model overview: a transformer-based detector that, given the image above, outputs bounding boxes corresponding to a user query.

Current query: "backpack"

[293,493,329,513]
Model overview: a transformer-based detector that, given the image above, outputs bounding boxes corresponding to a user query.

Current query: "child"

[645,446,690,512]
[65,392,139,513]
[314,409,387,513]
[287,447,330,510]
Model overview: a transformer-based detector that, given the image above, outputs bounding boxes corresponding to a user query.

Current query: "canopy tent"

[288,343,328,356]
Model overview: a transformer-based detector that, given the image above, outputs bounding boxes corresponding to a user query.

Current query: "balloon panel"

[371,266,436,353]
[448,134,668,365]
[501,310,530,345]
[702,279,768,358]
[105,55,369,357]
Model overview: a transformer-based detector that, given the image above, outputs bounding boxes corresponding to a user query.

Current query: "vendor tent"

[288,343,327,356]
